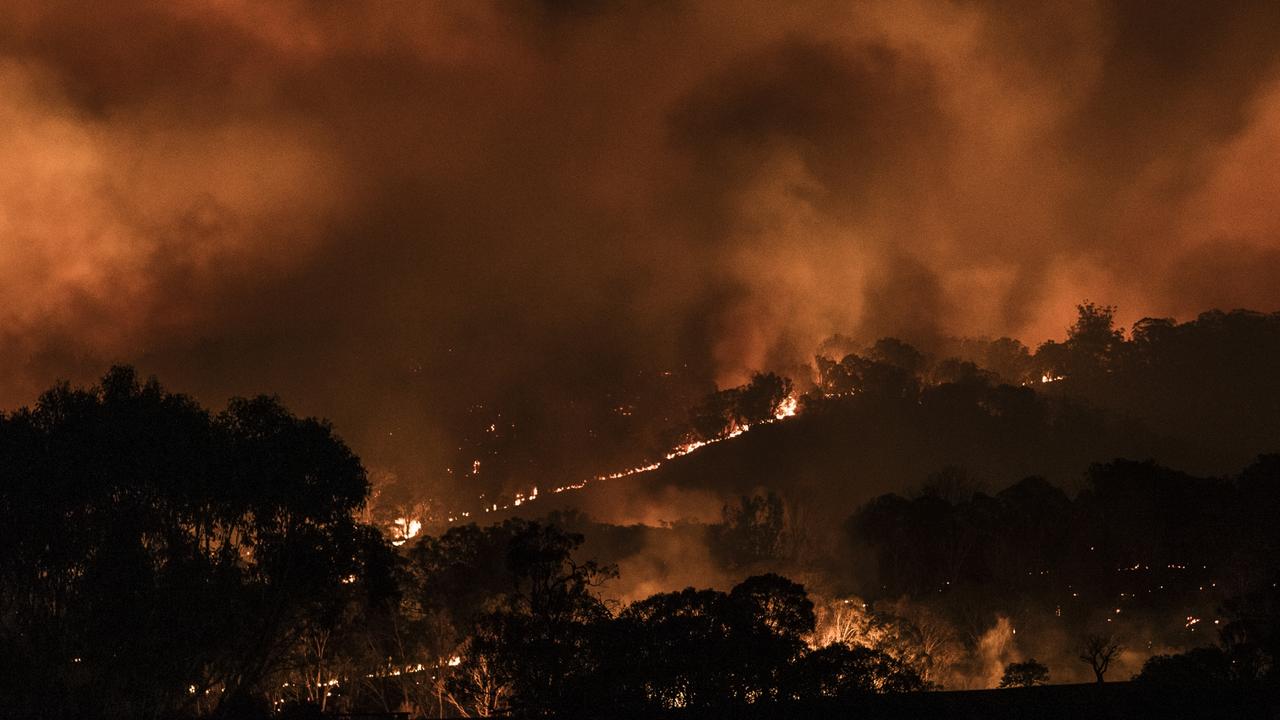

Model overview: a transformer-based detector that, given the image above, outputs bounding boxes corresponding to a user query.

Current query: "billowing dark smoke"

[4,1,1280,503]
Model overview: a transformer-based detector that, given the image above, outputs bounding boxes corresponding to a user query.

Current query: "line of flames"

[390,394,801,543]
[394,369,1072,542]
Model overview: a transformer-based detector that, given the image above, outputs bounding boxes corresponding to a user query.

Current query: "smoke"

[969,616,1019,689]
[5,1,1280,500]
[605,523,736,606]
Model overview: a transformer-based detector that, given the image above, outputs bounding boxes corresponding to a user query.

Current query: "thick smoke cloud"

[4,1,1280,501]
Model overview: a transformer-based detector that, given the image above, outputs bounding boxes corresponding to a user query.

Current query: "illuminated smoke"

[4,2,1280,506]
[971,616,1019,689]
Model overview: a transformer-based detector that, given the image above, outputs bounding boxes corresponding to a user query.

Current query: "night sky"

[5,1,1280,501]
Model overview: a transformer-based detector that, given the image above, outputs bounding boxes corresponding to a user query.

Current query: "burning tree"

[688,372,794,441]
[811,596,960,687]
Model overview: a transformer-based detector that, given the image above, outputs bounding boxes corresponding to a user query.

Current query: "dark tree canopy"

[602,574,828,713]
[1000,659,1050,688]
[714,492,788,568]
[688,372,795,442]
[406,519,615,717]
[1135,647,1237,688]
[0,367,388,719]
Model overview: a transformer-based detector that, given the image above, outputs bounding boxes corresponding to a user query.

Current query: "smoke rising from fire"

[4,1,1280,500]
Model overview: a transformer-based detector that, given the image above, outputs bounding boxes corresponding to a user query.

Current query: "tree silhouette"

[730,573,815,640]
[1135,647,1235,687]
[0,367,384,718]
[1036,302,1125,381]
[817,350,920,399]
[687,372,794,442]
[714,492,787,568]
[736,372,793,425]
[999,659,1050,687]
[596,575,838,713]
[1079,632,1123,683]
[405,519,615,717]
[867,337,926,376]
[785,644,925,699]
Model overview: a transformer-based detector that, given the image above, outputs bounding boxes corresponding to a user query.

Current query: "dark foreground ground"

[645,682,1280,720]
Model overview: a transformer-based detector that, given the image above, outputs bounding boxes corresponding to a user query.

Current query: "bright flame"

[443,394,803,521]
[774,394,798,419]
[390,516,423,546]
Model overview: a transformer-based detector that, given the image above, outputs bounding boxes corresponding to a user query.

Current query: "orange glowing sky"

[3,1,1280,496]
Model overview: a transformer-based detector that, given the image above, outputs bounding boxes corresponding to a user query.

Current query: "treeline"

[392,521,922,718]
[0,368,920,719]
[418,303,1280,513]
[849,457,1280,602]
[847,456,1280,686]
[637,304,1280,516]
[0,368,388,718]
[813,304,1280,471]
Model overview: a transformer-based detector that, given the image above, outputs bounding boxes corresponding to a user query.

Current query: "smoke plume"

[5,1,1280,500]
